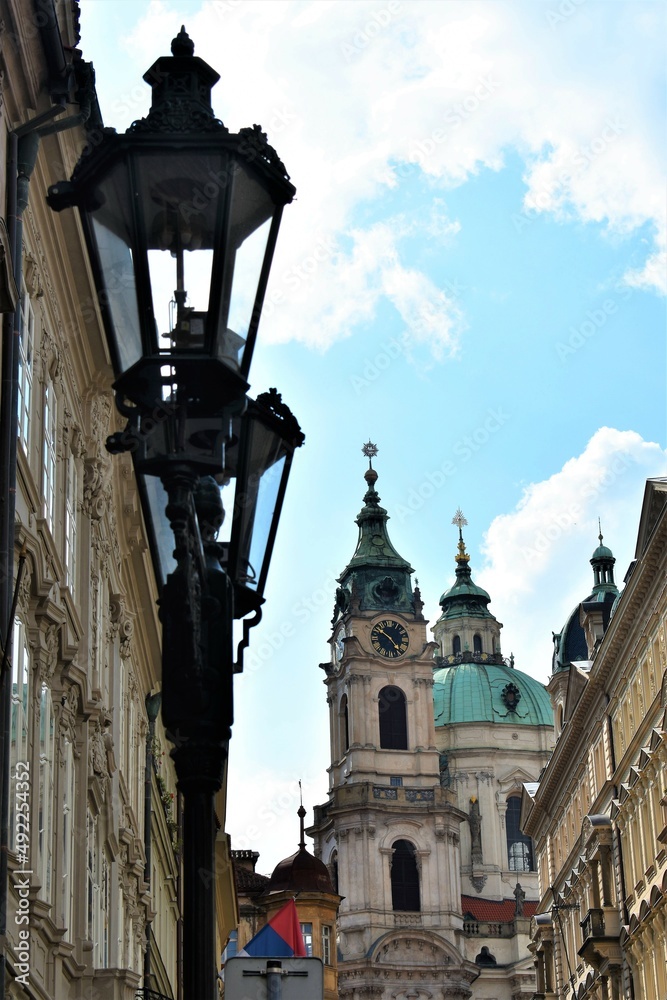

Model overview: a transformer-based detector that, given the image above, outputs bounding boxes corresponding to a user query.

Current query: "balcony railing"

[578,907,621,967]
[463,919,513,937]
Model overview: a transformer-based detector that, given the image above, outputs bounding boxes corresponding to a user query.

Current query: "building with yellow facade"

[523,478,667,999]
[0,3,236,998]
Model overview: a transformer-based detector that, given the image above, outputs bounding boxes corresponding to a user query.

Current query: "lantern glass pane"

[134,149,228,353]
[213,164,275,371]
[88,161,142,374]
[231,416,288,591]
[245,452,286,590]
[140,475,175,587]
[147,247,213,342]
[134,150,227,252]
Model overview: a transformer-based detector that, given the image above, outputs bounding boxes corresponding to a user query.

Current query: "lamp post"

[48,28,303,1000]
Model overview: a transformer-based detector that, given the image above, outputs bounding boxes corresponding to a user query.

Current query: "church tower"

[309,444,477,1000]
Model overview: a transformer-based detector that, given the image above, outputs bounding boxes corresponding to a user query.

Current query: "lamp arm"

[234,606,263,674]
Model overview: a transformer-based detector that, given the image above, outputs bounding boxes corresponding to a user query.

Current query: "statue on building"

[469,797,482,865]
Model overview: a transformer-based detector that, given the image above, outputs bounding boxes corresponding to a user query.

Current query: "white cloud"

[114,1,665,347]
[224,767,322,875]
[477,428,667,682]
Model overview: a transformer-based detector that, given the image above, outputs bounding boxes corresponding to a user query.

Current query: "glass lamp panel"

[139,475,176,587]
[212,164,276,372]
[146,247,213,344]
[87,161,142,375]
[232,418,289,592]
[132,148,228,354]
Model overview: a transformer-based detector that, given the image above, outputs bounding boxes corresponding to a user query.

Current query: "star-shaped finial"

[362,441,378,467]
[452,508,468,530]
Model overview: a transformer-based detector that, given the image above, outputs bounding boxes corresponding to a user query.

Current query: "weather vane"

[452,508,468,530]
[362,441,378,467]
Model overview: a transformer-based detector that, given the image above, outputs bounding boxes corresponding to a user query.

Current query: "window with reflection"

[506,795,534,871]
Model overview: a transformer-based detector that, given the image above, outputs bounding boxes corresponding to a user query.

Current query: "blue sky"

[79,0,666,871]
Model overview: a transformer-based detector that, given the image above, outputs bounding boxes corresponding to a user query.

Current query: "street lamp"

[48,28,303,1000]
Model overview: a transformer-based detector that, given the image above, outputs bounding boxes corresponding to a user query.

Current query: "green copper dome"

[433,661,553,727]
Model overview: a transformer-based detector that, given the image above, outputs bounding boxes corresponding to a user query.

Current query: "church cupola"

[432,510,503,663]
[552,524,620,673]
[334,443,416,618]
[590,525,617,594]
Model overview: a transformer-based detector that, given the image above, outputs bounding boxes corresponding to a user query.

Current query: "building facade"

[228,811,342,1000]
[0,3,236,998]
[523,478,667,999]
[309,452,554,1000]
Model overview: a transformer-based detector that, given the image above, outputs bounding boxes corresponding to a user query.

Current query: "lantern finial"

[172,26,195,58]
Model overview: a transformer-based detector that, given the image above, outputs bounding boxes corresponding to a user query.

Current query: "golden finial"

[452,508,470,563]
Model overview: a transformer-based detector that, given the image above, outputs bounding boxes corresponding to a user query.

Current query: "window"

[378,686,407,750]
[17,283,34,448]
[322,925,332,965]
[453,635,461,655]
[391,839,420,911]
[473,634,482,653]
[390,776,403,787]
[506,795,534,871]
[43,380,57,531]
[339,694,349,754]
[300,922,313,956]
[65,454,78,597]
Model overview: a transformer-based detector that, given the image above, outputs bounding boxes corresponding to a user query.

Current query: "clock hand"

[377,627,401,651]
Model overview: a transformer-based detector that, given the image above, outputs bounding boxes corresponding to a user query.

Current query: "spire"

[298,780,306,850]
[437,511,494,622]
[452,508,470,564]
[336,444,415,615]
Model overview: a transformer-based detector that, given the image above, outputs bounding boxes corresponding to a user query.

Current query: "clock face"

[371,619,409,658]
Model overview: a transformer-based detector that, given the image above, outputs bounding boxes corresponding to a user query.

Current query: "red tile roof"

[234,865,271,893]
[461,895,538,922]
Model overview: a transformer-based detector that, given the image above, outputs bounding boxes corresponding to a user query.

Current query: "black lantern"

[48,29,303,1000]
[136,387,304,623]
[48,27,295,415]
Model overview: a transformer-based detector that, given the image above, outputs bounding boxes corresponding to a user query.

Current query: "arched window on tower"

[378,686,407,749]
[452,635,461,656]
[506,795,534,871]
[473,634,482,653]
[391,840,420,911]
[339,694,349,754]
